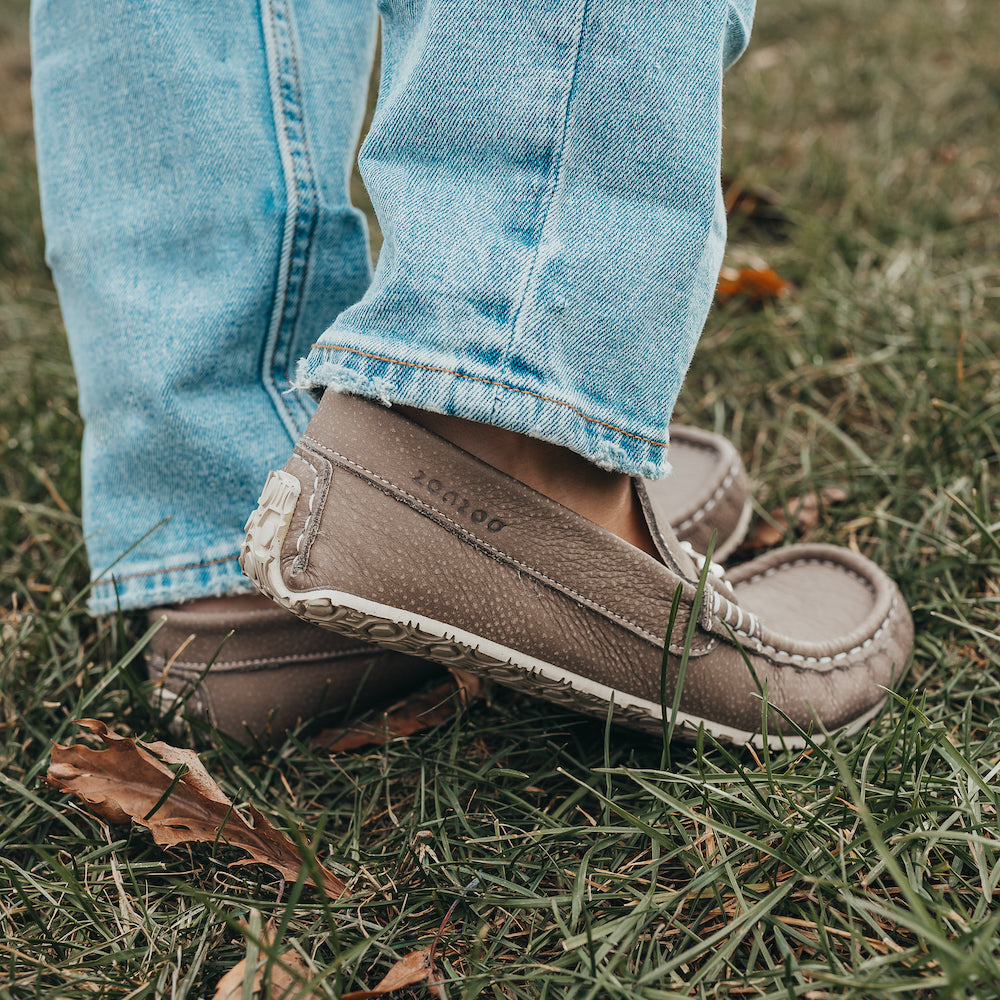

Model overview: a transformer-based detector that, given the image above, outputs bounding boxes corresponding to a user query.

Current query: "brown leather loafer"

[146,594,440,743]
[147,413,751,744]
[241,391,913,748]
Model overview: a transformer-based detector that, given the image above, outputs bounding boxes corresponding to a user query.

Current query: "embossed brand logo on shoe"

[412,470,506,533]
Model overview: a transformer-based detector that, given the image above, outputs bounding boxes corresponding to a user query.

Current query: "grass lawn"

[2,1,999,997]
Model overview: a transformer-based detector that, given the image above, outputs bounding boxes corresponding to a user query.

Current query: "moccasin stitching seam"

[149,647,381,672]
[671,447,740,532]
[729,595,899,667]
[289,450,329,576]
[740,558,878,596]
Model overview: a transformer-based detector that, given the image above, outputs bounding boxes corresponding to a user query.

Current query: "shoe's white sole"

[241,470,885,750]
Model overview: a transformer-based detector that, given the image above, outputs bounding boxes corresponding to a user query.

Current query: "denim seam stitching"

[94,554,240,586]
[276,3,320,401]
[260,0,318,437]
[310,343,669,449]
[494,0,591,419]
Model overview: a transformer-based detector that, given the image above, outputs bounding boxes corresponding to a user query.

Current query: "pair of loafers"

[152,393,912,748]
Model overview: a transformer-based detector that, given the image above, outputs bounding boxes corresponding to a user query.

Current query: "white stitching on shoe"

[728,595,898,665]
[155,645,380,673]
[710,555,892,664]
[291,451,322,560]
[674,458,740,532]
[295,438,898,670]
[739,558,876,597]
[714,591,761,640]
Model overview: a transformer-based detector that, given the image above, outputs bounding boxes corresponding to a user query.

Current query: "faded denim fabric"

[32,0,378,612]
[31,0,753,614]
[301,0,754,476]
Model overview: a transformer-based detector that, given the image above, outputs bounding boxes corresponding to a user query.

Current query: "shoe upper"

[241,391,913,746]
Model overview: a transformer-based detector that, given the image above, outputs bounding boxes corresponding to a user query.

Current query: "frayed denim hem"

[294,357,399,406]
[87,549,253,616]
[299,352,673,480]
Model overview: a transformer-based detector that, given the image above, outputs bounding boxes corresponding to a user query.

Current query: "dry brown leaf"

[47,719,346,898]
[743,487,850,551]
[214,917,321,1000]
[340,947,443,1000]
[317,669,488,753]
[335,878,477,997]
[715,266,790,305]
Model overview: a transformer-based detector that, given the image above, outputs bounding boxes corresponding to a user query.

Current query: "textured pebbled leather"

[241,392,914,747]
[146,414,750,744]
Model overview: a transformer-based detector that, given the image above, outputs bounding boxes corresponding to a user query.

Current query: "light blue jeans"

[31,0,754,615]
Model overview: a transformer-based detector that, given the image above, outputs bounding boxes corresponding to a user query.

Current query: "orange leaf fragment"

[743,487,849,551]
[721,173,785,225]
[46,719,346,898]
[715,267,790,304]
[340,947,444,1000]
[317,669,488,753]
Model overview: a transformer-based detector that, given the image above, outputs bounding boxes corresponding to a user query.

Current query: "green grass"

[2,0,999,996]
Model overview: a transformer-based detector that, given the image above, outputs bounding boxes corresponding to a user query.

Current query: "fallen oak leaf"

[47,719,346,898]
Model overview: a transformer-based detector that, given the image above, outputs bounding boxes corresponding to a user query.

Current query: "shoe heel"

[240,469,301,608]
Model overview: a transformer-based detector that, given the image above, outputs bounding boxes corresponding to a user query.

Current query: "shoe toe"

[720,544,914,737]
[728,546,885,643]
[650,425,752,559]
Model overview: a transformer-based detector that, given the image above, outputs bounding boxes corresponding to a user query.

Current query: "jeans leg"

[31,0,377,613]
[299,0,755,479]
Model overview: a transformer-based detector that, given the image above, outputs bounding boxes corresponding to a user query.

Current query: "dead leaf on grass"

[744,487,850,550]
[46,719,346,898]
[217,942,443,1000]
[316,669,488,753]
[214,916,321,1000]
[721,173,785,225]
[340,947,446,1000]
[338,876,479,998]
[715,266,791,305]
